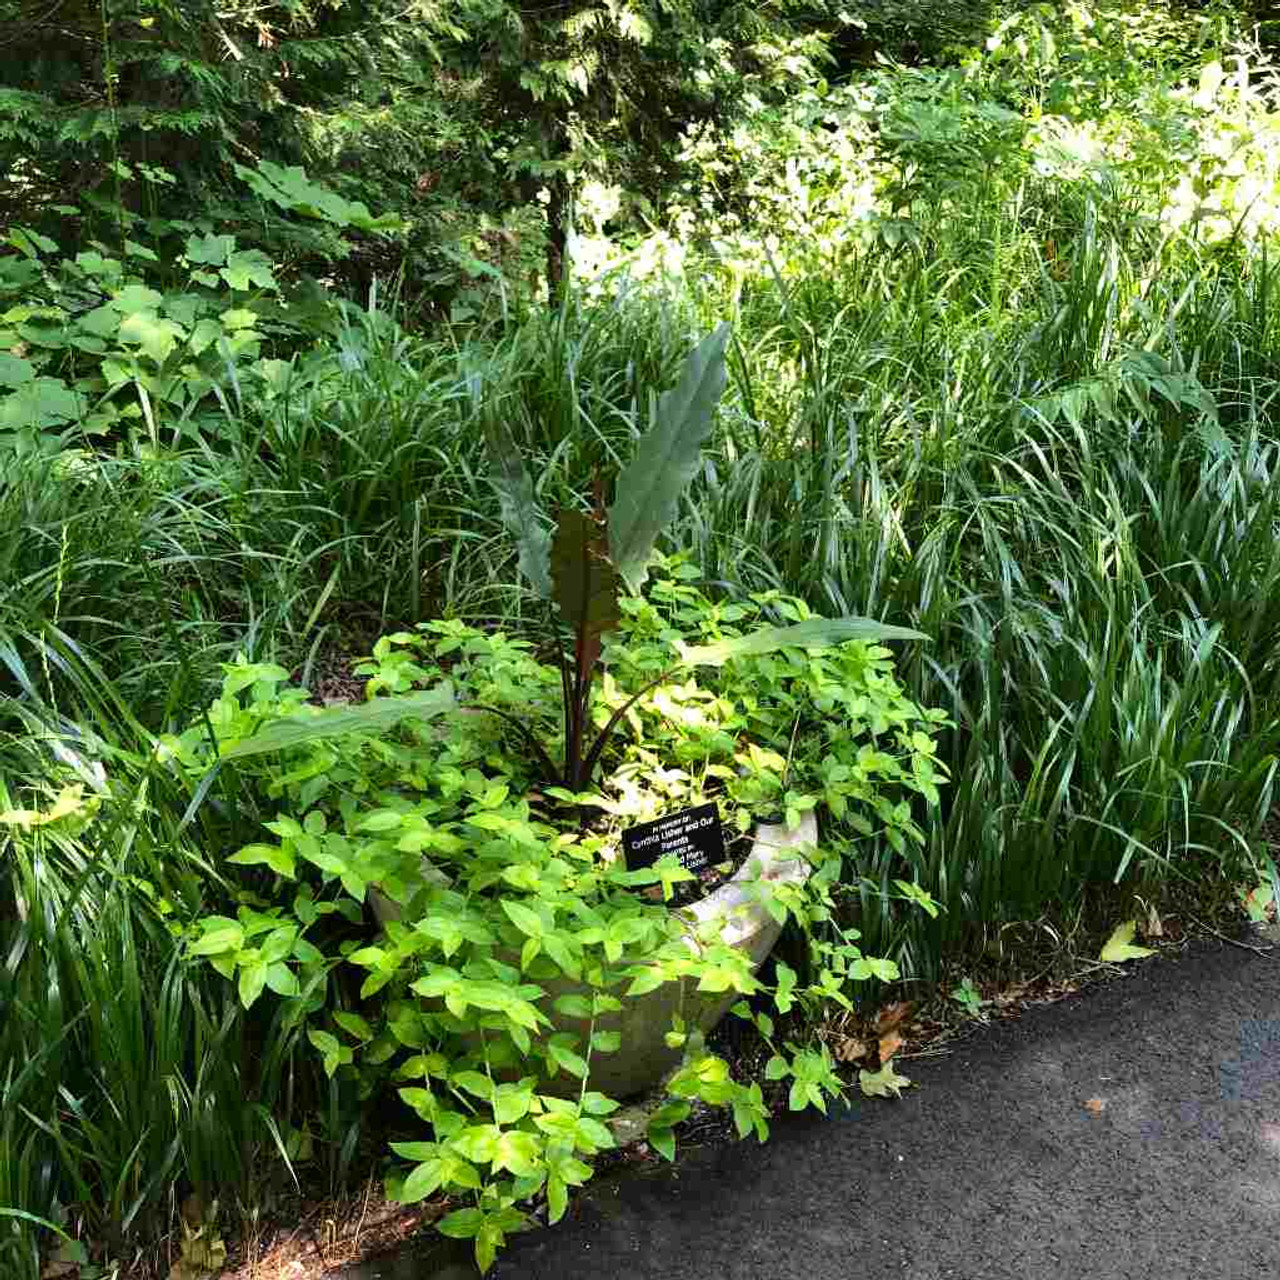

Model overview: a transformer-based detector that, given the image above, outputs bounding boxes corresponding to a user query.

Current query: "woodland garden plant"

[9,7,1280,1273]
[174,324,947,1269]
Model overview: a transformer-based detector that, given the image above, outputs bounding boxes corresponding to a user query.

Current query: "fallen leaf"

[1145,904,1164,938]
[834,1036,869,1063]
[875,1001,913,1033]
[860,1063,911,1098]
[878,1030,903,1063]
[41,1240,88,1280]
[1100,919,1155,963]
[1084,1097,1106,1115]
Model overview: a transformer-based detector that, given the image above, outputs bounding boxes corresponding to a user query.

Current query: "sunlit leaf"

[1100,919,1154,964]
[221,684,455,758]
[609,323,730,591]
[678,617,926,666]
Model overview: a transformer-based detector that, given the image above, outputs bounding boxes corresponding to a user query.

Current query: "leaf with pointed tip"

[1100,919,1154,964]
[221,684,455,758]
[609,323,730,591]
[550,509,622,674]
[484,421,552,598]
[677,617,928,667]
[859,1063,911,1098]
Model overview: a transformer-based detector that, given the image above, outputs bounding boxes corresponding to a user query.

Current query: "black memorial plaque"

[621,802,725,874]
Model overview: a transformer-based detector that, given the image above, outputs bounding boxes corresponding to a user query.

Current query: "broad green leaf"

[648,1125,676,1161]
[185,232,236,267]
[1100,920,1154,964]
[437,1207,484,1239]
[552,993,593,1019]
[221,683,455,758]
[334,1011,374,1041]
[220,308,257,331]
[264,962,299,997]
[450,1070,493,1100]
[401,1158,445,1203]
[238,960,268,1009]
[543,934,581,980]
[234,159,405,232]
[548,1042,589,1078]
[678,616,927,667]
[189,318,224,355]
[493,1130,542,1177]
[452,1124,500,1163]
[764,1054,790,1081]
[502,900,545,939]
[117,309,185,363]
[220,250,277,292]
[493,1082,534,1125]
[484,420,552,598]
[609,323,730,591]
[0,353,35,388]
[227,842,296,878]
[390,1141,439,1161]
[108,284,163,314]
[397,1086,435,1118]
[189,917,244,957]
[0,377,83,429]
[547,1173,568,1223]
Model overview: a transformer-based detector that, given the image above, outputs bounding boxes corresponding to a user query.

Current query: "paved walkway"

[351,934,1280,1279]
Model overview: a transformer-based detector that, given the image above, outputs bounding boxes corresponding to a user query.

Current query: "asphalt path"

[348,933,1280,1280]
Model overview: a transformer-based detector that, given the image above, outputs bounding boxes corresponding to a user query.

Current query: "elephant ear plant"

[478,322,927,794]
[180,323,942,1274]
[220,322,924,777]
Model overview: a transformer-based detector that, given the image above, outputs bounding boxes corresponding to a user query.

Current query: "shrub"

[169,570,944,1271]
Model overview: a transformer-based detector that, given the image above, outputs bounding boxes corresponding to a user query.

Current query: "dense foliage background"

[5,1,1280,1276]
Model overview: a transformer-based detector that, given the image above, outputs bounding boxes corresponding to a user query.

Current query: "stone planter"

[370,812,818,1099]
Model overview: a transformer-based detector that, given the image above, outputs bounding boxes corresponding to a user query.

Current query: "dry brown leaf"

[1145,904,1164,938]
[878,1030,903,1063]
[875,1001,913,1033]
[834,1036,869,1063]
[1084,1097,1106,1115]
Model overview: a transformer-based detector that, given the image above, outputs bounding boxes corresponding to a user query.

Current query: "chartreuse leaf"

[484,420,552,598]
[859,1063,912,1098]
[1100,919,1154,963]
[678,617,927,667]
[609,323,731,591]
[221,683,455,758]
[545,1145,591,1223]
[502,900,545,939]
[334,1011,374,1041]
[227,842,295,878]
[238,960,268,1009]
[189,916,244,956]
[438,1204,526,1274]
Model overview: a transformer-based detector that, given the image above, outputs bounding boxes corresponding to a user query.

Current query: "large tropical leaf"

[550,509,621,674]
[484,420,552,599]
[221,684,456,758]
[676,617,928,667]
[608,323,731,591]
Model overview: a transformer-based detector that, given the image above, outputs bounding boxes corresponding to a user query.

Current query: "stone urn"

[370,812,818,1098]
